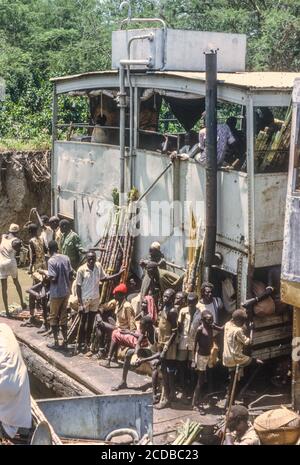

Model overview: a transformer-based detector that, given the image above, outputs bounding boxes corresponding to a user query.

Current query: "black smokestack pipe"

[204,51,218,281]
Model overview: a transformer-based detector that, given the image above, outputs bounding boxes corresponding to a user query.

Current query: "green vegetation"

[0,0,299,147]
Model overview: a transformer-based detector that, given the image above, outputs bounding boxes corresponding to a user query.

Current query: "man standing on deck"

[40,240,73,350]
[0,224,27,317]
[48,216,61,251]
[155,288,178,410]
[59,219,85,271]
[76,251,124,352]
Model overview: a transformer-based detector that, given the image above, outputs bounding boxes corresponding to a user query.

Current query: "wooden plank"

[253,312,292,329]
[251,343,291,360]
[252,325,292,344]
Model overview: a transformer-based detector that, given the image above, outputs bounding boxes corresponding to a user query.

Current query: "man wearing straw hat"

[0,224,27,317]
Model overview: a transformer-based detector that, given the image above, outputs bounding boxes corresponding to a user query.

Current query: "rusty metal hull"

[37,393,153,441]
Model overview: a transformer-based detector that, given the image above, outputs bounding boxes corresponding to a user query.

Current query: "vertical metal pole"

[132,85,139,188]
[246,93,255,269]
[51,84,58,216]
[119,65,126,204]
[203,51,218,281]
[292,307,300,410]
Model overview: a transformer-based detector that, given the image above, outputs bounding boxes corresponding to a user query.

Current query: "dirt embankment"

[0,151,51,235]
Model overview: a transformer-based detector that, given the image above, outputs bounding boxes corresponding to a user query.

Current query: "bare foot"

[111,382,127,391]
[101,360,111,368]
[153,394,160,405]
[154,399,171,410]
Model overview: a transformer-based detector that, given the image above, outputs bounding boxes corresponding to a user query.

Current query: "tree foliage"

[0,0,299,145]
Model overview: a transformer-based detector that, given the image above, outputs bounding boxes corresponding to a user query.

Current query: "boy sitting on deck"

[25,272,50,333]
[110,315,155,391]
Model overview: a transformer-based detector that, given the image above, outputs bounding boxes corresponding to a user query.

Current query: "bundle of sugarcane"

[120,202,135,284]
[184,210,205,293]
[172,419,202,445]
[255,130,270,171]
[256,106,292,172]
[99,206,122,303]
[98,199,136,304]
[183,209,197,291]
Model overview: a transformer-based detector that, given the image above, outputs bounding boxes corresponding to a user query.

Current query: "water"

[29,373,58,399]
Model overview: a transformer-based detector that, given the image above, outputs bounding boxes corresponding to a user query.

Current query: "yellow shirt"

[223,320,251,368]
[116,301,136,331]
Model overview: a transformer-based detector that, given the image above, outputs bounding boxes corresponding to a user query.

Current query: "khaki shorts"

[0,260,17,279]
[50,296,69,326]
[82,298,99,313]
[195,354,210,372]
[177,349,193,362]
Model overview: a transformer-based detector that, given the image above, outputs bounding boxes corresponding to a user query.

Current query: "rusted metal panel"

[184,162,249,248]
[281,78,300,291]
[254,241,283,268]
[254,173,288,267]
[282,196,300,283]
[37,393,153,441]
[254,173,288,243]
[53,141,121,248]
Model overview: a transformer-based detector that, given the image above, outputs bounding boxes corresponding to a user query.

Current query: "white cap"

[150,241,161,250]
[9,223,20,233]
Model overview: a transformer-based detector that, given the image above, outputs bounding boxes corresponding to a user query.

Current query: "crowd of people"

[0,219,264,421]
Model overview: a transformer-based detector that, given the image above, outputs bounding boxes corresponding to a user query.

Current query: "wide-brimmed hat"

[150,241,161,250]
[9,223,20,233]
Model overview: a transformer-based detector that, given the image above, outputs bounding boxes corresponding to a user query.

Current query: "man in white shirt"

[76,251,124,352]
[0,324,31,440]
[40,215,54,254]
[199,282,224,325]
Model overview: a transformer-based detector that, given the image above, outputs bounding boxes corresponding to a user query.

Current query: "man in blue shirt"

[40,240,73,350]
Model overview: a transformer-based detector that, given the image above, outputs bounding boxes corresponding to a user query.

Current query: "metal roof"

[162,71,299,90]
[51,70,299,91]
